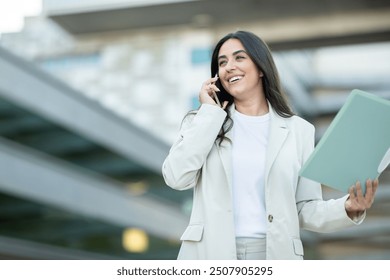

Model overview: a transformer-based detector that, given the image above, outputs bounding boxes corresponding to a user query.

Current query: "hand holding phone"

[211,74,221,107]
[199,74,222,107]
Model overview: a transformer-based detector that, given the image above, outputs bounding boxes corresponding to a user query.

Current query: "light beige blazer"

[162,103,362,260]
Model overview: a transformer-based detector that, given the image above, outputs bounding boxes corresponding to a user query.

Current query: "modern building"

[0,0,389,259]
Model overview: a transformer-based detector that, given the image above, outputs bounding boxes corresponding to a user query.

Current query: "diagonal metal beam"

[0,137,187,240]
[0,46,169,174]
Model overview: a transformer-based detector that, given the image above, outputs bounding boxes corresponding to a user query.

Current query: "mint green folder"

[299,89,390,193]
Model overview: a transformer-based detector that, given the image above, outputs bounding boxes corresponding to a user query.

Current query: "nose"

[225,60,236,72]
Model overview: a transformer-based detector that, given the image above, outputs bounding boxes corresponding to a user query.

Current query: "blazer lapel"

[265,105,289,184]
[217,106,234,195]
[217,104,289,193]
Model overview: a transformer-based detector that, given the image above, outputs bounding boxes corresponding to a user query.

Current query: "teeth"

[229,76,242,83]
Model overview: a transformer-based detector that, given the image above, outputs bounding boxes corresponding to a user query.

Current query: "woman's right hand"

[199,76,228,109]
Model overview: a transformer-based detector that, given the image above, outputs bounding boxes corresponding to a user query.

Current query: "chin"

[227,87,243,97]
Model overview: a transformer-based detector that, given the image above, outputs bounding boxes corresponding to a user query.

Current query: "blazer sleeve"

[295,122,364,232]
[162,104,227,191]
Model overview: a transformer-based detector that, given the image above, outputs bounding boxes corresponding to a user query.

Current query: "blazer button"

[268,214,273,223]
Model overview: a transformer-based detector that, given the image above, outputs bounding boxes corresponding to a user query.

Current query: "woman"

[162,31,378,260]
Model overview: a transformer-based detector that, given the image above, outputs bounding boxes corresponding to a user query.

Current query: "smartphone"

[212,74,222,107]
[214,76,233,106]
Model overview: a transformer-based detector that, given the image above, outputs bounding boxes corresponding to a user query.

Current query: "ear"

[259,71,264,77]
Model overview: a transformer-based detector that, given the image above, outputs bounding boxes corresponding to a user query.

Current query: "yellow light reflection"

[126,181,148,196]
[122,228,149,253]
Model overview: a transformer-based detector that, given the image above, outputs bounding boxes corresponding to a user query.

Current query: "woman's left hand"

[345,179,379,220]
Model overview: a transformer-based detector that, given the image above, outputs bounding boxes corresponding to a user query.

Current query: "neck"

[234,96,269,116]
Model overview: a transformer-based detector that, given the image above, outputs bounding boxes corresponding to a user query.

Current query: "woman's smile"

[227,75,244,84]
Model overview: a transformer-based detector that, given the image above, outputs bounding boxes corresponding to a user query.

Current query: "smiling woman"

[0,0,42,36]
[162,30,379,260]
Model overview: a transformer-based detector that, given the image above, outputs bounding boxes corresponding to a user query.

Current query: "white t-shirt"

[232,110,270,238]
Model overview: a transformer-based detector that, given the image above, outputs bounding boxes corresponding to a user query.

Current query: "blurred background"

[0,0,389,260]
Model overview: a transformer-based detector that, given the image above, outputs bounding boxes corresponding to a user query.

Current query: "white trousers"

[236,237,266,260]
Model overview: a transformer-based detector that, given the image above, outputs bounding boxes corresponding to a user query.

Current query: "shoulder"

[282,115,315,138]
[269,104,314,134]
[181,104,227,130]
[290,115,314,131]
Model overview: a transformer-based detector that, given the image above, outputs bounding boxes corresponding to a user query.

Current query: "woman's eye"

[236,55,245,60]
[219,61,227,66]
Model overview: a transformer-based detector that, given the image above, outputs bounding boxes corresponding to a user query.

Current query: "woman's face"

[217,38,263,101]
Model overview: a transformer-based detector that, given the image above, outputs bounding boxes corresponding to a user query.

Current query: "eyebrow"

[218,50,247,60]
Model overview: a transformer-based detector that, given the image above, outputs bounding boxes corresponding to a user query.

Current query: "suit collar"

[265,103,289,183]
[217,104,234,195]
[218,101,290,193]
[226,101,288,136]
